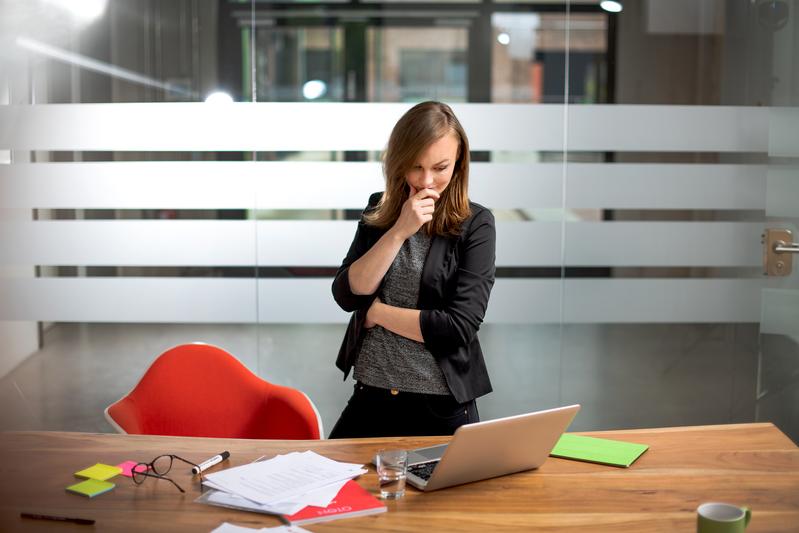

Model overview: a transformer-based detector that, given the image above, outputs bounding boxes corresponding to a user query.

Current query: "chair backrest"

[105,343,323,439]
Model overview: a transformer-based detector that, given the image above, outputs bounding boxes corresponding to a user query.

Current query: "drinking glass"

[375,449,407,499]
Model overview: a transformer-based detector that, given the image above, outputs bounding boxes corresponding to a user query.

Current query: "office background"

[0,0,797,443]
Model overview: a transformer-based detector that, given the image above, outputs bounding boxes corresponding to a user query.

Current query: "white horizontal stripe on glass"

[498,223,563,266]
[0,220,258,266]
[476,163,767,210]
[562,163,766,210]
[1,161,767,210]
[256,221,356,266]
[0,103,401,151]
[484,279,562,323]
[0,220,357,267]
[0,220,763,267]
[562,105,768,153]
[0,161,384,210]
[488,279,762,323]
[258,279,348,323]
[761,289,799,336]
[0,278,762,323]
[768,108,799,157]
[0,278,258,323]
[766,167,799,218]
[562,222,763,267]
[0,103,769,152]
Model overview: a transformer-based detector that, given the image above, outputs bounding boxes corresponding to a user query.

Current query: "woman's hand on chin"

[392,186,439,240]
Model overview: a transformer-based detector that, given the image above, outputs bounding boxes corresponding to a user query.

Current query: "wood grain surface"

[0,423,797,532]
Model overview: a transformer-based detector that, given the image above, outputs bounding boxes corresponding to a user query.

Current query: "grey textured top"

[354,231,450,395]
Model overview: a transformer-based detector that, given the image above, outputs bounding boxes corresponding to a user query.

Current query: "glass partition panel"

[492,11,607,104]
[561,0,786,435]
[255,26,344,102]
[368,27,468,103]
[0,0,259,433]
[759,104,799,442]
[9,0,790,440]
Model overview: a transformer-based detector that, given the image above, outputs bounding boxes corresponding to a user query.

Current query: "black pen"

[21,512,95,525]
[191,450,230,474]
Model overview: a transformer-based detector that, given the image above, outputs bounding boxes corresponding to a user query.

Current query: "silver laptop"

[403,404,580,492]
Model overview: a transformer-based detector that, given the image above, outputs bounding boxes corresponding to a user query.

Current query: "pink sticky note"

[117,461,148,478]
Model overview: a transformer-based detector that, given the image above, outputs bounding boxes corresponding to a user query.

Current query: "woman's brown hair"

[364,101,471,237]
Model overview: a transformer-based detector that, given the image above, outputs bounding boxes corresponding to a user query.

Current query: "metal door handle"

[763,229,796,276]
[774,240,799,254]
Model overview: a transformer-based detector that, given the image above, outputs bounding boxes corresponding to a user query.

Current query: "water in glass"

[376,449,407,499]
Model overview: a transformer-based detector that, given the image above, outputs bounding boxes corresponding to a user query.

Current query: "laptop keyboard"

[408,460,439,481]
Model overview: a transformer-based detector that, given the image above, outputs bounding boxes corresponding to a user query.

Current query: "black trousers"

[328,382,479,439]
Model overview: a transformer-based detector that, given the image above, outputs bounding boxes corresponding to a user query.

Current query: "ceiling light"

[497,32,511,46]
[302,80,327,100]
[205,92,234,104]
[600,1,623,13]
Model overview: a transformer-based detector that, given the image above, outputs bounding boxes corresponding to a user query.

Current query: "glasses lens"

[151,455,173,475]
[131,463,148,484]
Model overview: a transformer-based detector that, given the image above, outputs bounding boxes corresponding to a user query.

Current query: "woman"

[329,101,495,438]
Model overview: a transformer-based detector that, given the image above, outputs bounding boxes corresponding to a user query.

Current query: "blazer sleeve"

[331,193,383,313]
[419,207,496,353]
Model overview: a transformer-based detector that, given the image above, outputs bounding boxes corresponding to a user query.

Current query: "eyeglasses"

[131,454,202,493]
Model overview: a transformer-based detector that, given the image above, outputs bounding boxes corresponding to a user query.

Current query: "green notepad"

[75,463,123,481]
[550,434,648,467]
[66,479,115,498]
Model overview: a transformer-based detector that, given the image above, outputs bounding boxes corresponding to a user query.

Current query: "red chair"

[104,343,323,439]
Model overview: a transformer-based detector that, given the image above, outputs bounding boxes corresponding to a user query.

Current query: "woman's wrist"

[388,223,411,242]
[374,302,424,343]
[370,300,384,327]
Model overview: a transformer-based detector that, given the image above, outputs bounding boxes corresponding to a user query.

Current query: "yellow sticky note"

[74,463,123,481]
[66,478,115,498]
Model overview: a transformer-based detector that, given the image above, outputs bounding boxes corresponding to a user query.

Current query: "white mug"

[697,502,751,533]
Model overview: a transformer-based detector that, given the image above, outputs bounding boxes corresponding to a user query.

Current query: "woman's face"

[405,132,460,195]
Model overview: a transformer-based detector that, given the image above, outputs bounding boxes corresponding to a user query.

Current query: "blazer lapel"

[419,234,449,306]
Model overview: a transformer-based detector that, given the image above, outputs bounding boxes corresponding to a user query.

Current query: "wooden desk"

[0,423,797,532]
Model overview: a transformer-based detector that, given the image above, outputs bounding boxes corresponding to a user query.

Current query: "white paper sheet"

[200,476,351,516]
[203,451,366,507]
[210,522,312,533]
[210,524,260,533]
[274,478,349,508]
[201,489,306,516]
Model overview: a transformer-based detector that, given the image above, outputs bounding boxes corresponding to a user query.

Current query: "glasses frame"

[131,454,203,493]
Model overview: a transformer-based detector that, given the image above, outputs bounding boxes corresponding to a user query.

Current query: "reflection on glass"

[368,27,467,103]
[490,11,606,222]
[255,27,344,102]
[2,1,231,103]
[492,12,608,104]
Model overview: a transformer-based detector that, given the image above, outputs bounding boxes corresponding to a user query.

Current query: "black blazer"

[332,192,495,403]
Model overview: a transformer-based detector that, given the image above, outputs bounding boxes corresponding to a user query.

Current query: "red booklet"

[284,480,387,525]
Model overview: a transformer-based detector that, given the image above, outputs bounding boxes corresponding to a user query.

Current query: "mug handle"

[742,507,752,527]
